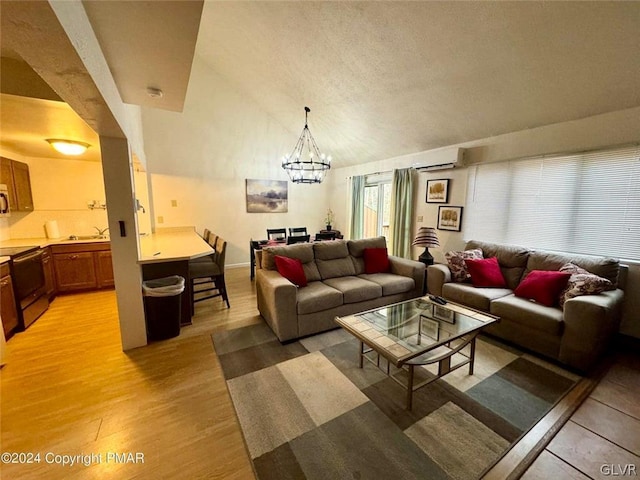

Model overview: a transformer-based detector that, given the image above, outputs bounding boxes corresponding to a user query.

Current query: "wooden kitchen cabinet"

[0,157,34,212]
[0,263,19,339]
[51,242,113,293]
[96,250,114,288]
[41,247,57,300]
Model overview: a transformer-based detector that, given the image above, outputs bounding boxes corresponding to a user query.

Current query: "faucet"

[94,226,109,237]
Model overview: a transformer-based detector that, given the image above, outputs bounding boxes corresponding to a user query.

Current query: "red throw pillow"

[274,255,307,287]
[514,270,571,307]
[464,257,507,288]
[363,247,390,274]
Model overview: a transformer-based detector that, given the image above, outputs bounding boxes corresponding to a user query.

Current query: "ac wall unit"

[414,148,466,171]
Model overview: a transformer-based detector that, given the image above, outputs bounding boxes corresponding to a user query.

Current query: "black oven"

[0,246,49,330]
[13,250,45,300]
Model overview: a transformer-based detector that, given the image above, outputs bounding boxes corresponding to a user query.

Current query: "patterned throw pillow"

[559,262,615,307]
[445,248,483,282]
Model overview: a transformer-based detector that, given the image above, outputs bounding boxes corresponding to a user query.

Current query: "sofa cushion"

[442,283,512,311]
[490,294,564,336]
[262,243,321,281]
[297,281,344,315]
[358,273,415,296]
[274,255,307,287]
[313,240,356,279]
[466,240,529,289]
[525,250,620,286]
[323,276,382,304]
[445,248,483,282]
[514,270,571,307]
[364,248,390,274]
[465,257,507,288]
[348,236,387,274]
[559,263,615,307]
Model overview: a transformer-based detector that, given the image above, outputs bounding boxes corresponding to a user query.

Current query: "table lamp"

[412,227,440,266]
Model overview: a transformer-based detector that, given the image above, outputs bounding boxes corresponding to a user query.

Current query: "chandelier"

[281,106,331,184]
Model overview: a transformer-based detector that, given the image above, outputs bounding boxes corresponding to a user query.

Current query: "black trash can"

[143,275,185,340]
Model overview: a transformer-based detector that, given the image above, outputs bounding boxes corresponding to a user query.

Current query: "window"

[466,145,640,261]
[363,175,392,240]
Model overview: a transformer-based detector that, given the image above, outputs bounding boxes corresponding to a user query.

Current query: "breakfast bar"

[138,228,213,324]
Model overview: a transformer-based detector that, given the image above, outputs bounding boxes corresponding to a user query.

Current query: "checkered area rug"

[212,323,581,480]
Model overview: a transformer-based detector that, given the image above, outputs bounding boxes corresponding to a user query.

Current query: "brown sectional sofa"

[256,237,425,342]
[427,240,627,371]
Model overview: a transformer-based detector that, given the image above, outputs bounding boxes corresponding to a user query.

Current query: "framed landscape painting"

[246,179,288,213]
[426,179,450,203]
[437,206,463,231]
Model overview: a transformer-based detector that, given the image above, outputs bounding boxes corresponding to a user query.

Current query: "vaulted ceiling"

[196,1,640,167]
[1,1,639,168]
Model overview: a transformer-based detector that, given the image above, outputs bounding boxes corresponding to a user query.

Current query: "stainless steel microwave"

[0,184,10,217]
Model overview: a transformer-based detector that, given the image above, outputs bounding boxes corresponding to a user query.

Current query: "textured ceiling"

[1,1,639,168]
[195,1,640,167]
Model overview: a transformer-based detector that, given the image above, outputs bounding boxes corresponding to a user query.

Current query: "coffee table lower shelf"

[358,332,479,410]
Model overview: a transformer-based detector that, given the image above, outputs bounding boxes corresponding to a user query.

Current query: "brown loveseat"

[427,240,627,371]
[256,237,425,342]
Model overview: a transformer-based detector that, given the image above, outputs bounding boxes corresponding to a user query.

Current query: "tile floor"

[521,350,640,479]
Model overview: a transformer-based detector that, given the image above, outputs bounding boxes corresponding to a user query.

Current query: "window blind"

[466,145,640,261]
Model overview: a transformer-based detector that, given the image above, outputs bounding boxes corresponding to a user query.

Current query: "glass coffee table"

[335,297,499,410]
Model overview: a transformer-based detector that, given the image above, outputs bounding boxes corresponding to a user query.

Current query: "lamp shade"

[412,227,440,248]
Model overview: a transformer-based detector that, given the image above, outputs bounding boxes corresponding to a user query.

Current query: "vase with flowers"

[324,208,335,231]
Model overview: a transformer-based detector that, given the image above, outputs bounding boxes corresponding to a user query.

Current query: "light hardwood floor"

[1,267,259,480]
[2,266,638,479]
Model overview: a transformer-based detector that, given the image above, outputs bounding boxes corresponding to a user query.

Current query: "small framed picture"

[437,206,463,232]
[426,179,450,203]
[432,305,455,324]
[419,315,440,341]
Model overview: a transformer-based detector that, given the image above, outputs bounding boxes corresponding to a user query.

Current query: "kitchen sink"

[66,235,109,241]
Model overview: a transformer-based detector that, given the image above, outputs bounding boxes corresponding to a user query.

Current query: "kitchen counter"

[1,230,212,263]
[0,237,109,248]
[138,230,212,264]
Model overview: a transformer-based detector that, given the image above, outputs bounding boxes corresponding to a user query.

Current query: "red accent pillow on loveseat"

[514,270,571,307]
[274,255,307,287]
[364,248,390,274]
[464,257,507,288]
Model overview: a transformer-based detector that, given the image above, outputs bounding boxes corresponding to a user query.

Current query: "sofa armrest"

[256,269,299,341]
[559,289,624,371]
[427,264,451,296]
[388,255,425,296]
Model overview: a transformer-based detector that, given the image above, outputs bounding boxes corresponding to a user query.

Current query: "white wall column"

[100,136,147,350]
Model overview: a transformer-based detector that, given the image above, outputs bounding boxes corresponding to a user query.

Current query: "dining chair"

[267,228,287,241]
[188,236,230,308]
[288,227,307,236]
[287,234,310,245]
[315,232,337,241]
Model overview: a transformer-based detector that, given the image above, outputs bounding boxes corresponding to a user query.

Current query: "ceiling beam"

[0,0,124,138]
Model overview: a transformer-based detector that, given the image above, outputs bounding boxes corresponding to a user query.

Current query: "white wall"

[1,147,108,240]
[142,55,331,266]
[330,107,640,338]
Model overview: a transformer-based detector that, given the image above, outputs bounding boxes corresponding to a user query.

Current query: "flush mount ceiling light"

[146,87,164,98]
[46,139,90,156]
[281,106,331,184]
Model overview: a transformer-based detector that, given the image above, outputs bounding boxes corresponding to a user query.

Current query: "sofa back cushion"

[347,236,387,274]
[262,243,321,282]
[466,240,529,290]
[314,240,356,279]
[525,250,620,286]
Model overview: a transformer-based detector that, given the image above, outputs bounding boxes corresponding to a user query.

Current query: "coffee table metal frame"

[336,298,499,410]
